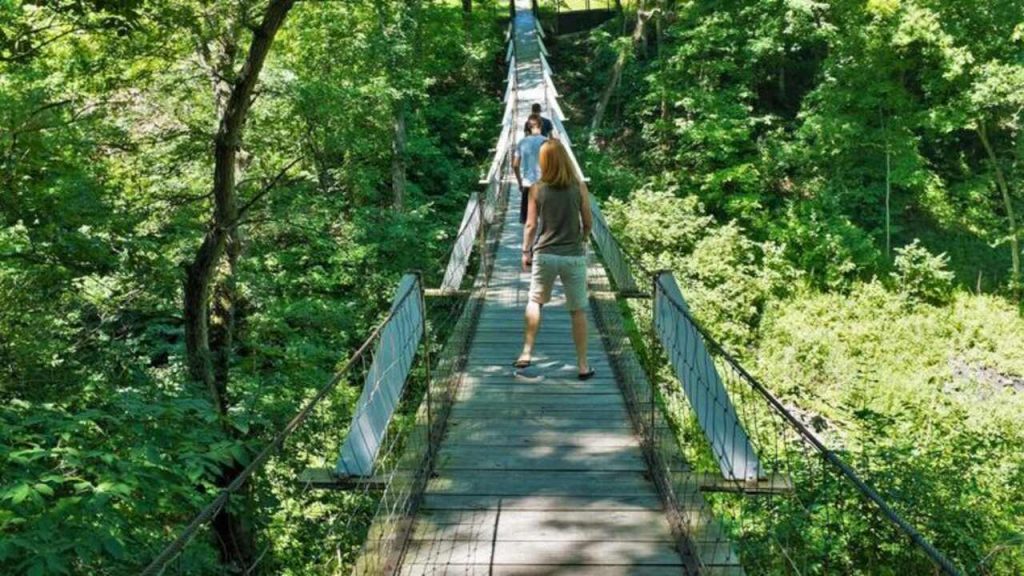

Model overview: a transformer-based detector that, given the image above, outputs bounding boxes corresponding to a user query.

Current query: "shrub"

[606,183,797,348]
[890,239,955,305]
[772,195,881,291]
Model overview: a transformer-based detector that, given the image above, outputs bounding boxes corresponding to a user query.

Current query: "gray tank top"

[533,182,585,256]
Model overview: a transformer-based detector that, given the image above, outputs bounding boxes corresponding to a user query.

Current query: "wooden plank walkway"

[397,3,686,574]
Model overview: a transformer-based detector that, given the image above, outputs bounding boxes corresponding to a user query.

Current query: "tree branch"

[234,157,303,223]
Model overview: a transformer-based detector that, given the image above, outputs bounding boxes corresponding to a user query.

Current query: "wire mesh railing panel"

[440,196,482,293]
[139,276,429,576]
[642,271,964,575]
[653,272,761,482]
[338,275,425,476]
[589,198,641,295]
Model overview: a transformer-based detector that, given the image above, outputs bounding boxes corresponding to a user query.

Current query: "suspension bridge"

[141,1,963,574]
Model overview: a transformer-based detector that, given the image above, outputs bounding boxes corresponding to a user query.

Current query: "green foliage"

[0,0,501,572]
[605,184,796,348]
[556,0,1024,571]
[890,239,955,304]
[773,193,882,290]
[755,284,1024,572]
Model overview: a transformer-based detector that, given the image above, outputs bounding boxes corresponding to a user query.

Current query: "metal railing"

[140,276,425,576]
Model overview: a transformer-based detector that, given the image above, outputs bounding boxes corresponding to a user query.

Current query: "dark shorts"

[519,186,529,224]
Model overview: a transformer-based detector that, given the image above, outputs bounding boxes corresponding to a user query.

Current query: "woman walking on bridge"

[515,139,595,380]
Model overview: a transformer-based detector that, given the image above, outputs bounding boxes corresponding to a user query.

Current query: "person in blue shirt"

[523,103,553,137]
[514,117,548,223]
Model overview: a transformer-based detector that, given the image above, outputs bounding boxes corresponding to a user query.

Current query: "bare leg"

[571,308,589,374]
[518,301,542,364]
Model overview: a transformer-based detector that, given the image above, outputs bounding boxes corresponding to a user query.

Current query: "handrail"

[652,272,962,575]
[140,279,420,576]
[336,274,425,476]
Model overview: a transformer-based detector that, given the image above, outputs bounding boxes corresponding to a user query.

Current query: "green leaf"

[32,483,54,497]
[102,536,125,559]
[6,483,33,505]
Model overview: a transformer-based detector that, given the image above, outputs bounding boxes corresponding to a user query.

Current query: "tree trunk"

[590,52,625,139]
[392,102,407,210]
[881,108,891,259]
[590,5,648,139]
[656,8,666,121]
[462,0,471,13]
[182,0,296,569]
[978,120,1021,299]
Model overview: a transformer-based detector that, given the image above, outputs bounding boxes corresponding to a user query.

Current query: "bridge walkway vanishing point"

[396,2,710,574]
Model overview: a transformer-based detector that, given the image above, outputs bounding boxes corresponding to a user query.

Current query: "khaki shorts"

[529,253,588,311]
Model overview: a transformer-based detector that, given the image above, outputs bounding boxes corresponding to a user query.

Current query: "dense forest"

[555,0,1023,572]
[1,0,502,572]
[1,0,1022,574]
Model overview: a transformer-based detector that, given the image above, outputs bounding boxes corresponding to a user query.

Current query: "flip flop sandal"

[577,368,596,381]
[513,358,532,369]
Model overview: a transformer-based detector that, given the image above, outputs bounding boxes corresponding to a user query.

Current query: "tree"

[590,3,650,140]
[181,0,297,568]
[968,64,1024,299]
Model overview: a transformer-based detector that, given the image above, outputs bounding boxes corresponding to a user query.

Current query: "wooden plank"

[444,417,634,433]
[400,566,685,576]
[463,357,609,367]
[443,428,637,448]
[469,331,600,342]
[474,310,599,318]
[458,377,620,388]
[469,338,603,348]
[296,468,387,491]
[426,471,654,497]
[420,494,662,512]
[470,334,604,343]
[414,509,674,542]
[457,380,620,395]
[435,444,647,472]
[476,310,599,319]
[466,354,612,369]
[402,540,683,566]
[496,510,674,542]
[449,407,630,420]
[679,472,794,495]
[454,392,625,409]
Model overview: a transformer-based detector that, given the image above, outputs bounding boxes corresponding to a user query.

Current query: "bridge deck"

[397,3,685,574]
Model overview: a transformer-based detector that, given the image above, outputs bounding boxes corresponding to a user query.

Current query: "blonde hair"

[539,139,578,189]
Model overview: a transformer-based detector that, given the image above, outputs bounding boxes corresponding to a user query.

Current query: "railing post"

[649,271,665,445]
[415,271,433,454]
[477,190,487,276]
